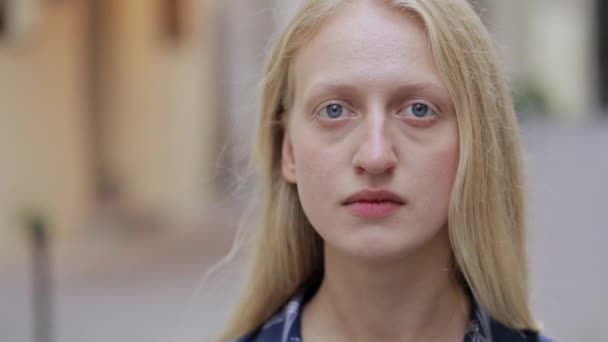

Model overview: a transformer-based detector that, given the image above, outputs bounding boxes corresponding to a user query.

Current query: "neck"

[302,230,470,342]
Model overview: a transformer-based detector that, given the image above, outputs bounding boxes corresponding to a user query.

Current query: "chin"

[325,224,449,265]
[334,232,429,263]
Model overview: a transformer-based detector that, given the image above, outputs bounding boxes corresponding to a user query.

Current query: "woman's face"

[281,1,459,262]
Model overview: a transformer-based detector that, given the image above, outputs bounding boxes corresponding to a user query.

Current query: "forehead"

[292,0,447,103]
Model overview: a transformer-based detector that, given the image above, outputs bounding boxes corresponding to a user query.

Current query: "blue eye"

[401,103,434,118]
[319,104,344,119]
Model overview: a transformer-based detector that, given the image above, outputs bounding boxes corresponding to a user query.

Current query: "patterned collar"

[230,284,507,342]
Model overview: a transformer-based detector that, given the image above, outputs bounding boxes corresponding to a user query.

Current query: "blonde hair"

[220,0,537,340]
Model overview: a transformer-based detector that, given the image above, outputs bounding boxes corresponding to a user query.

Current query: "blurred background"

[0,0,606,341]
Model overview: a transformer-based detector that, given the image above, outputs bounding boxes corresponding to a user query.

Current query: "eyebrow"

[302,81,451,111]
[303,82,359,102]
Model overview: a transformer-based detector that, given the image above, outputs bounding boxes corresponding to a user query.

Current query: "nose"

[352,115,397,175]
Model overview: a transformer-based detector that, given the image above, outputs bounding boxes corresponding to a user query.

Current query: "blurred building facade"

[0,0,605,249]
[0,1,91,252]
[0,0,220,250]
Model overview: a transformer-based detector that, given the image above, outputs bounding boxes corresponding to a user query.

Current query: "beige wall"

[102,0,219,222]
[0,0,222,253]
[0,2,91,248]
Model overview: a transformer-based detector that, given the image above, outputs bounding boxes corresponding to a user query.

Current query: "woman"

[220,0,552,341]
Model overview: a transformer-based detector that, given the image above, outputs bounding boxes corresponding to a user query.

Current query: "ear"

[281,130,297,184]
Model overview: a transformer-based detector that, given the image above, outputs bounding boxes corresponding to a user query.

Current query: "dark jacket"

[229,284,554,342]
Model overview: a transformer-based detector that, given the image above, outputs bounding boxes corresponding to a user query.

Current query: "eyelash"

[316,102,352,119]
[397,102,439,119]
[315,101,439,120]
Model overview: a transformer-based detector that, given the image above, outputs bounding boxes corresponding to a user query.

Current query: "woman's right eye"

[318,103,346,119]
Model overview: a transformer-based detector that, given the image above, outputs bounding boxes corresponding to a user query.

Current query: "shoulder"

[227,289,307,342]
[490,319,554,342]
[230,285,554,342]
[228,317,286,342]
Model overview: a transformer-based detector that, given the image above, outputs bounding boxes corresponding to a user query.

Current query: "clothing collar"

[233,284,493,342]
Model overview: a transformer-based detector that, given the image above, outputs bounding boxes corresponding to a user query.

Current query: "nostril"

[351,138,398,175]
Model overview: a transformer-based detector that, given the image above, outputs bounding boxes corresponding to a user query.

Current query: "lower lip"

[345,201,402,218]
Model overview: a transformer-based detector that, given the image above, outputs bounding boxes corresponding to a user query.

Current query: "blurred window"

[0,0,6,37]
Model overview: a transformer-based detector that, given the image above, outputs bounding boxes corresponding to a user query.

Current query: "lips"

[342,189,405,218]
[342,189,405,206]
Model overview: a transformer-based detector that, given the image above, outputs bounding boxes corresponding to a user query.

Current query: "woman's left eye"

[399,103,436,118]
[318,103,347,119]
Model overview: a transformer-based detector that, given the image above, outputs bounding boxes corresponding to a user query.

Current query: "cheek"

[294,138,338,198]
[409,129,460,212]
[290,133,345,225]
[430,140,459,184]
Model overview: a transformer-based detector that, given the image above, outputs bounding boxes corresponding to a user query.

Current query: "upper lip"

[342,189,405,205]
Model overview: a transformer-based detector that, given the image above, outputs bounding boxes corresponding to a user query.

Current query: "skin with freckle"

[282,1,459,263]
